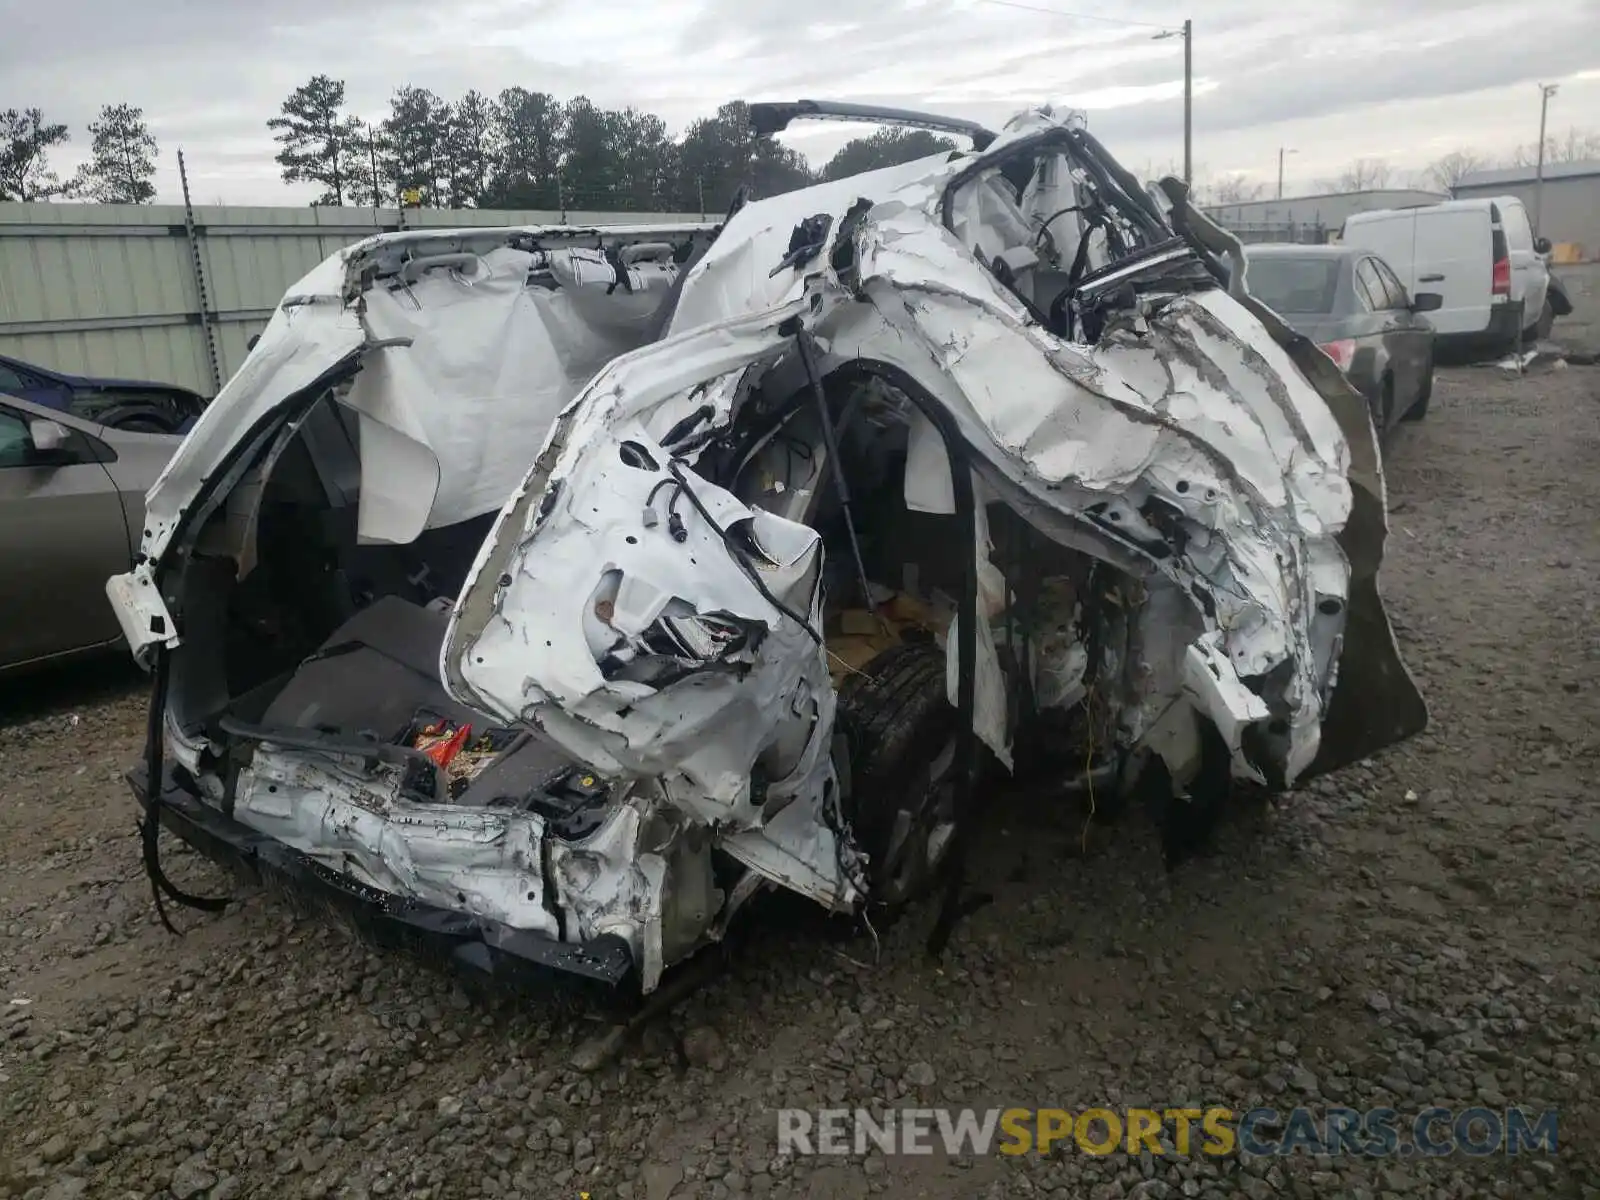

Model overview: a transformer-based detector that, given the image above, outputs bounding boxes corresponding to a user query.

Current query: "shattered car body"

[112,103,1426,994]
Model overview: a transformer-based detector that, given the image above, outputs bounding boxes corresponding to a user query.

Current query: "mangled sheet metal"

[109,103,1424,994]
[447,109,1390,797]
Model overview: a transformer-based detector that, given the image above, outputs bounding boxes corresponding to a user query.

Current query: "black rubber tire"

[837,641,959,907]
[1404,359,1432,422]
[1536,299,1555,342]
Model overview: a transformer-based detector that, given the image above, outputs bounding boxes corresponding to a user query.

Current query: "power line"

[973,0,1174,32]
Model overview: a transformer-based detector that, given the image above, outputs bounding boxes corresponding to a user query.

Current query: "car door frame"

[1369,255,1431,419]
[1349,256,1401,424]
[1497,197,1549,331]
[0,396,137,672]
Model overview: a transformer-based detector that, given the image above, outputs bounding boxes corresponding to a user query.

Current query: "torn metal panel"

[813,282,1348,785]
[132,224,714,570]
[109,105,1426,996]
[444,307,858,910]
[232,749,561,938]
[546,788,674,994]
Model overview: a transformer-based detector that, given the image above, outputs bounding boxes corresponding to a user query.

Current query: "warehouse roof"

[1456,159,1600,189]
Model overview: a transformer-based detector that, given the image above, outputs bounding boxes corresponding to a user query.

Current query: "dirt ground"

[2,358,1597,1200]
[1550,262,1600,357]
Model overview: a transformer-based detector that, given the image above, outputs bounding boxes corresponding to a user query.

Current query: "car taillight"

[1319,339,1356,372]
[1492,255,1511,296]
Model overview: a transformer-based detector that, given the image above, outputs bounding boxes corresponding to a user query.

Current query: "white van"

[1341,197,1552,356]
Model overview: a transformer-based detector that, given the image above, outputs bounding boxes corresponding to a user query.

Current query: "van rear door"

[1342,210,1417,293]
[1496,197,1548,332]
[1408,205,1492,337]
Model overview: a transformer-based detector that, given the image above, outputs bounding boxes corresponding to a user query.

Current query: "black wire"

[790,333,878,618]
[1035,204,1084,253]
[771,430,817,494]
[645,477,681,510]
[140,647,230,935]
[665,459,823,647]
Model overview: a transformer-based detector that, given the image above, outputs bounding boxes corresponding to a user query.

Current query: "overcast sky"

[4,0,1598,206]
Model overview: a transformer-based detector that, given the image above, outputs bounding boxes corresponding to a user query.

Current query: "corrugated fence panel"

[0,203,212,391]
[0,201,700,397]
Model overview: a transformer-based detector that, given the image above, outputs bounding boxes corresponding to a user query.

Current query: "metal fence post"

[178,150,223,394]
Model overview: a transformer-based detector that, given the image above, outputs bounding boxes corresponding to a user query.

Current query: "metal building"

[0,202,701,396]
[1204,189,1448,245]
[1452,160,1600,261]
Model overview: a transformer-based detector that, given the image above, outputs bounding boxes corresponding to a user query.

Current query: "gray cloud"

[1,0,1595,202]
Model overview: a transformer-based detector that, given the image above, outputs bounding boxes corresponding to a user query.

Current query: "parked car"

[109,101,1425,995]
[0,392,182,675]
[1340,196,1552,357]
[1243,244,1440,433]
[0,352,207,434]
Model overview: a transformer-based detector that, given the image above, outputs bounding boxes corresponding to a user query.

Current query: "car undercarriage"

[109,102,1427,995]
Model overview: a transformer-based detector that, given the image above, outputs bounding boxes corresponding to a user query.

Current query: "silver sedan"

[0,392,180,675]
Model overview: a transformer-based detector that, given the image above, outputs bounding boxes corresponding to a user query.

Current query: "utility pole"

[1534,82,1558,239]
[987,6,1193,186]
[1277,146,1296,200]
[1183,19,1192,187]
[1154,20,1193,186]
[367,123,381,212]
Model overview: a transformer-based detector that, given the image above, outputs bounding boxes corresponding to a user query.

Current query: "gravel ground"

[2,362,1598,1200]
[1550,262,1600,358]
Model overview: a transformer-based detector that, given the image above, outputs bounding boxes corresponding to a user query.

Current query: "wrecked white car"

[110,101,1425,994]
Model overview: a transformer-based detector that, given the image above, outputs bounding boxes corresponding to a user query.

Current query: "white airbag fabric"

[345,247,642,544]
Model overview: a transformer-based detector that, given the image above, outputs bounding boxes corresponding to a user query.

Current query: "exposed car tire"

[837,641,959,909]
[1404,359,1433,422]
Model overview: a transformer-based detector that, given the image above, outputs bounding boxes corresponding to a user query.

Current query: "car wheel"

[1535,299,1555,342]
[1404,359,1432,422]
[837,641,960,909]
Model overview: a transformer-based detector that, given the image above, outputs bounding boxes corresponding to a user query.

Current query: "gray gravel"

[2,362,1597,1200]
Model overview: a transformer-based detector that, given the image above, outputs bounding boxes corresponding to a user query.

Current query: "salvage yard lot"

[2,361,1598,1200]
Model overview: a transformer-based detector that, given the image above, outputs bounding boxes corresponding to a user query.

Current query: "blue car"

[0,352,207,434]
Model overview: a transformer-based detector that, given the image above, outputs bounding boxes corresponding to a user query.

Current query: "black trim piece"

[151,350,365,600]
[1547,274,1573,316]
[748,100,995,150]
[140,647,230,931]
[134,351,368,928]
[790,329,874,614]
[126,765,636,988]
